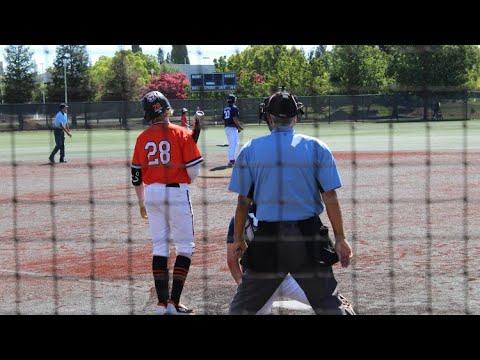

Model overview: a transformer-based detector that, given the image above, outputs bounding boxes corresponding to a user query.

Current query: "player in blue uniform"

[222,94,243,167]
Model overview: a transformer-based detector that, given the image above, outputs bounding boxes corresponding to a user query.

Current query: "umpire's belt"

[258,216,323,229]
[244,216,338,272]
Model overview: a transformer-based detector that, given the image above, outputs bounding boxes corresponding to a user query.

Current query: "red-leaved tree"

[140,72,189,99]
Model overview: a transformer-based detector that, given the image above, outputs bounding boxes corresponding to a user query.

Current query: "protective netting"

[0,45,477,315]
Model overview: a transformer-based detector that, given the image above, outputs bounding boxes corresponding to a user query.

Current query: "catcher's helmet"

[265,89,304,118]
[142,91,171,121]
[227,94,236,104]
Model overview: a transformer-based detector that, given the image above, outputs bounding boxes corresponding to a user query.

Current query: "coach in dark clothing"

[228,89,354,315]
[49,103,72,164]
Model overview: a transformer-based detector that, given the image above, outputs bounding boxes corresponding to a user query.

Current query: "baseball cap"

[59,103,69,109]
[265,91,300,118]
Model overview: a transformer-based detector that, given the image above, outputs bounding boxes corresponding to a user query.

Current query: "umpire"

[228,89,354,315]
[49,103,72,164]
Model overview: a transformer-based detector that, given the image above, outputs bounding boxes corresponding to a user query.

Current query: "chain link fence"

[2,92,480,131]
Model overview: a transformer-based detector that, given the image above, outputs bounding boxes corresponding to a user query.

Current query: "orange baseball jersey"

[131,122,203,184]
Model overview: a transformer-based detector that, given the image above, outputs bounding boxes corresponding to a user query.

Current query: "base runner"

[131,91,203,315]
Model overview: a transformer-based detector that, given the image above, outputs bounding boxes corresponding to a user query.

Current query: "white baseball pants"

[224,126,239,162]
[144,183,195,258]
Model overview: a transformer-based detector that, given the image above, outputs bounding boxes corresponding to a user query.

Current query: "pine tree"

[3,45,37,103]
[170,45,190,64]
[157,48,165,64]
[132,45,143,53]
[47,45,93,102]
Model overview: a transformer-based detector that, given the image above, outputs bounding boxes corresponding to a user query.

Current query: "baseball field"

[0,120,479,314]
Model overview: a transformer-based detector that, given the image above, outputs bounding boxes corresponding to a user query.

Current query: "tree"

[213,56,228,72]
[329,45,391,94]
[140,72,189,99]
[3,45,37,103]
[388,45,480,119]
[47,45,93,102]
[157,48,165,64]
[102,50,139,101]
[219,45,329,97]
[132,45,142,53]
[308,45,327,61]
[89,56,113,100]
[165,52,172,64]
[89,51,162,101]
[170,45,190,64]
[329,45,391,119]
[307,55,331,95]
[96,50,162,101]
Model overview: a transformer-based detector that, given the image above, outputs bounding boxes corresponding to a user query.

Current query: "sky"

[0,45,319,70]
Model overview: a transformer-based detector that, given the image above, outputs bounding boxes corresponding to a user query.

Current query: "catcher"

[227,198,311,314]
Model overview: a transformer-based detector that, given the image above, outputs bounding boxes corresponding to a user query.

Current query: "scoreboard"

[190,72,236,91]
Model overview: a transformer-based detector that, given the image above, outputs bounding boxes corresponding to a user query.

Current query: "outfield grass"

[1,120,479,162]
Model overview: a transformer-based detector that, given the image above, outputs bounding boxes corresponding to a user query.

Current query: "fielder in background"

[222,94,243,167]
[49,103,72,164]
[228,89,355,315]
[131,91,204,315]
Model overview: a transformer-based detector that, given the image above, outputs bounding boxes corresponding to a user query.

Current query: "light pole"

[63,58,68,104]
[40,63,45,104]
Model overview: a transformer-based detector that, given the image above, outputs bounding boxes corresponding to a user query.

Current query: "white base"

[272,300,313,312]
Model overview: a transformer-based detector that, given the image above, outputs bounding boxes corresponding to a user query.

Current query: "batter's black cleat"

[60,159,68,163]
[166,300,194,315]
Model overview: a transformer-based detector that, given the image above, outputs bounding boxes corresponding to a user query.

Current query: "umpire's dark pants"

[229,217,348,315]
[49,128,65,161]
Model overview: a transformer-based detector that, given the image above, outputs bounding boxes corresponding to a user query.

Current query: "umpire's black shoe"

[59,159,68,163]
[49,156,55,164]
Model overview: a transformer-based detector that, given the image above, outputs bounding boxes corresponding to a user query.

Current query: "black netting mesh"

[0,46,477,315]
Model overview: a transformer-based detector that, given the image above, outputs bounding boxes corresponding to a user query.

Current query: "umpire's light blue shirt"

[53,111,68,128]
[228,127,342,222]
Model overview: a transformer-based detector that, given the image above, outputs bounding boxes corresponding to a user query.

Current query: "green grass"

[1,120,479,162]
